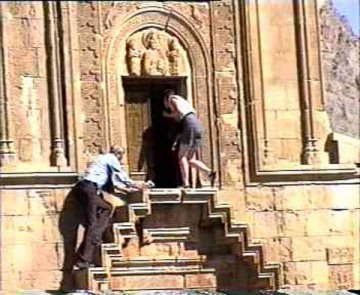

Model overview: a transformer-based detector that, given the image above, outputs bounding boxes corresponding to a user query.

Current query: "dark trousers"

[75,180,112,264]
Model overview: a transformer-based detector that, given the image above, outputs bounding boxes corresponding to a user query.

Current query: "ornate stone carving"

[167,37,183,76]
[104,8,214,172]
[141,30,167,76]
[164,2,210,45]
[102,2,141,32]
[124,29,188,77]
[78,3,106,156]
[190,5,203,28]
[126,38,142,76]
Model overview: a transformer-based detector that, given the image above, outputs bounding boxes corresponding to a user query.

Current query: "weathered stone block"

[284,261,328,287]
[13,216,43,244]
[275,186,310,211]
[30,243,60,271]
[185,273,216,289]
[1,216,15,245]
[28,190,57,216]
[30,270,63,290]
[11,244,33,272]
[111,275,185,290]
[307,185,332,210]
[264,83,288,111]
[277,111,302,139]
[326,247,354,265]
[1,190,28,216]
[263,237,292,262]
[329,264,354,289]
[252,212,278,238]
[292,237,327,261]
[278,211,307,237]
[8,48,40,77]
[329,210,354,235]
[43,214,62,243]
[329,185,360,210]
[246,187,274,211]
[306,210,331,236]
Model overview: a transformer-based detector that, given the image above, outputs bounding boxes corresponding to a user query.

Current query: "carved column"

[294,0,320,164]
[238,0,276,171]
[0,3,15,165]
[254,0,275,166]
[44,1,67,167]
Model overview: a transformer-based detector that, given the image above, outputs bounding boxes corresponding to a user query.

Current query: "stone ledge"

[248,164,359,185]
[0,171,79,186]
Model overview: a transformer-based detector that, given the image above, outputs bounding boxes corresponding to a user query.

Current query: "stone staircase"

[74,189,281,293]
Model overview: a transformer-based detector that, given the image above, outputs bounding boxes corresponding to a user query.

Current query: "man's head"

[164,89,176,99]
[110,145,125,161]
[163,89,176,109]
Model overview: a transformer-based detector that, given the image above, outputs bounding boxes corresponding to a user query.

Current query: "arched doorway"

[123,76,187,188]
[104,8,217,189]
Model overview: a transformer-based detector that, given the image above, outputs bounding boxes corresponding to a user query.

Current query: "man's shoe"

[75,260,95,269]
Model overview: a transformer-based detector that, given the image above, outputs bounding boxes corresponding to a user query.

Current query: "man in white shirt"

[163,89,216,188]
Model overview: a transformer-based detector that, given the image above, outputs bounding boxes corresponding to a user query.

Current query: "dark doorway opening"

[123,77,186,188]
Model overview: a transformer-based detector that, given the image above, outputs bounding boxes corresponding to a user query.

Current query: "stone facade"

[0,1,359,293]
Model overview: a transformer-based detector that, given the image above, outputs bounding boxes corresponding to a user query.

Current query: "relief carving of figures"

[124,29,188,77]
[142,31,167,76]
[167,38,183,76]
[126,39,142,76]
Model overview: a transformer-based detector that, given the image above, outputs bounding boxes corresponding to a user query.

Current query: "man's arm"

[108,154,149,190]
[162,110,178,118]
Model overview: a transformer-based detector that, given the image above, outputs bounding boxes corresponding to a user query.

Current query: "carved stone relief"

[78,3,106,155]
[165,2,210,46]
[104,8,214,169]
[102,2,141,32]
[7,1,40,18]
[125,29,187,77]
[126,38,142,76]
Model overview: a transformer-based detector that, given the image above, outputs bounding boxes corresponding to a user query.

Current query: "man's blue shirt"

[83,153,133,189]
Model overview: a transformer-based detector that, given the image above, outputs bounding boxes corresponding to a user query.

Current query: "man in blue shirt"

[74,146,148,269]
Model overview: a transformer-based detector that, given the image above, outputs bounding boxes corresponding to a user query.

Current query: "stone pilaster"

[44,1,67,167]
[0,3,15,166]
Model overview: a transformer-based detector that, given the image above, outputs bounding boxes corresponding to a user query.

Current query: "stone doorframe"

[103,7,219,175]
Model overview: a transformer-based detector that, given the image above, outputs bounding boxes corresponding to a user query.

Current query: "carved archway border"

[104,7,217,170]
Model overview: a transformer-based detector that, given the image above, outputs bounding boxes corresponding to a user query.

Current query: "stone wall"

[242,184,360,290]
[0,187,76,291]
[319,0,360,139]
[1,2,52,169]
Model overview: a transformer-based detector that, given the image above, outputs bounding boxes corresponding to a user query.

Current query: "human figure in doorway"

[73,146,150,269]
[162,89,216,188]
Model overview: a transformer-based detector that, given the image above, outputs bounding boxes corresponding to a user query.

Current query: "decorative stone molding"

[293,0,321,164]
[44,2,67,167]
[236,0,358,183]
[103,6,217,174]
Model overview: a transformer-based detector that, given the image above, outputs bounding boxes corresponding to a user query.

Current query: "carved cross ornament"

[126,29,187,76]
